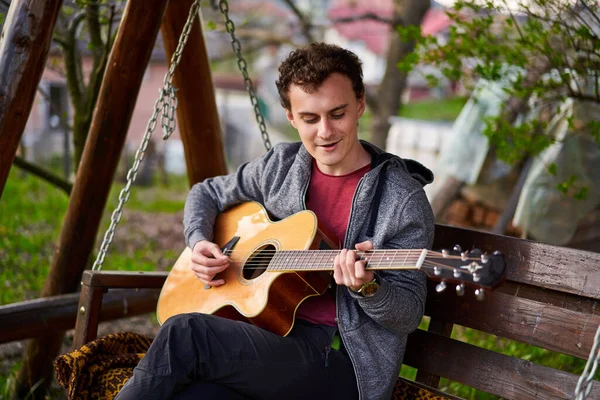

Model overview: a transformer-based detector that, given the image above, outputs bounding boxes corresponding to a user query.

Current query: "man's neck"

[316,141,371,176]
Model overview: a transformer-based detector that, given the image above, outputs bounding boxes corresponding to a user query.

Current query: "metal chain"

[218,0,272,152]
[92,0,202,271]
[575,323,600,399]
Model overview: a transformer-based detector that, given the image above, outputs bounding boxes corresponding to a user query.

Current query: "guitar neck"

[265,249,429,272]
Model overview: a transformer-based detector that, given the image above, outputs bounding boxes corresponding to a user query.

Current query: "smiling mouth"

[318,140,340,148]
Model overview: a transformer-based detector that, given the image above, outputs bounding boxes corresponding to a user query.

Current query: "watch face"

[362,282,379,297]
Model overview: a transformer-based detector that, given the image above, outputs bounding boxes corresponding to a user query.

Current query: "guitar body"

[156,202,336,336]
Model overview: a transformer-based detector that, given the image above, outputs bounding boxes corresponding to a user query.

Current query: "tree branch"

[63,10,87,111]
[280,0,314,43]
[86,1,105,65]
[580,0,600,27]
[214,24,297,46]
[12,156,72,195]
[84,4,115,120]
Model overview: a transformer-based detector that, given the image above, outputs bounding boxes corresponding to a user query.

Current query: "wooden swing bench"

[57,223,600,400]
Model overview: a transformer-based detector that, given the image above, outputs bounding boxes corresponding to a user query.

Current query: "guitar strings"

[225,257,477,274]
[207,249,489,273]
[218,249,484,261]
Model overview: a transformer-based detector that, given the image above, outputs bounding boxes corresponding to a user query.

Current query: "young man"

[116,42,434,400]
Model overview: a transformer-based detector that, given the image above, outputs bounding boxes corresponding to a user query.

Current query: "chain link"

[575,323,600,399]
[92,0,202,271]
[218,0,272,152]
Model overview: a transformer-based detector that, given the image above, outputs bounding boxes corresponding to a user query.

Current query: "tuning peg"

[453,269,462,278]
[453,244,462,252]
[461,250,469,261]
[433,266,442,276]
[441,249,449,258]
[470,248,482,257]
[481,253,489,263]
[493,250,502,256]
[475,289,485,301]
[456,284,465,296]
[436,281,447,293]
[472,272,480,282]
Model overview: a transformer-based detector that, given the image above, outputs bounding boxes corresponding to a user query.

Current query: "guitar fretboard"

[266,249,429,271]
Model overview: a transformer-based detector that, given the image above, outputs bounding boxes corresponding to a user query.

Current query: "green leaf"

[557,181,569,195]
[574,186,589,201]
[206,20,217,31]
[547,163,557,176]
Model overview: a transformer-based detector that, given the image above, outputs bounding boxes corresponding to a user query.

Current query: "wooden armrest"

[81,270,169,289]
[73,271,168,349]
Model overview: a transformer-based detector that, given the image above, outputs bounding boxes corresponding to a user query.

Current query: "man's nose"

[318,119,334,139]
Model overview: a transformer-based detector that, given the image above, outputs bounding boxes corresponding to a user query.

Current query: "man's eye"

[304,118,318,124]
[332,113,345,119]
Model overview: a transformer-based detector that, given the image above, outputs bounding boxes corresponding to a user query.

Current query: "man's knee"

[162,313,205,330]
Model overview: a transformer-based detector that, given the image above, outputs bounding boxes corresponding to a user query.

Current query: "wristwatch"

[351,277,380,297]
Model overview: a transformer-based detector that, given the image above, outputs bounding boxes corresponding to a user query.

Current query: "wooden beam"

[0,288,160,345]
[0,0,63,197]
[161,0,228,186]
[15,1,170,397]
[81,270,169,288]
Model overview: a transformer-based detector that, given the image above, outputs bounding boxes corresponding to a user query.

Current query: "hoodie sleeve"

[351,188,433,335]
[183,148,276,250]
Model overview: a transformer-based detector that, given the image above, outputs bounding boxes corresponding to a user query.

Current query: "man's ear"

[357,96,366,119]
[285,109,297,128]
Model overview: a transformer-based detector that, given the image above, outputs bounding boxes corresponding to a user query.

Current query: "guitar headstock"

[421,245,506,300]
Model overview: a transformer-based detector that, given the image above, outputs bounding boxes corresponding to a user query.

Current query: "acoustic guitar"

[157,202,506,336]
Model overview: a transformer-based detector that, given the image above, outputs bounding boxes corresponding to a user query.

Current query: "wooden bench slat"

[405,329,600,400]
[433,225,600,300]
[424,283,600,359]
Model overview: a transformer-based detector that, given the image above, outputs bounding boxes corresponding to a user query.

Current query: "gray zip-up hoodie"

[183,140,434,400]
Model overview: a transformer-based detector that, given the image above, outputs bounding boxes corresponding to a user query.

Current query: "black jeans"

[114,313,358,400]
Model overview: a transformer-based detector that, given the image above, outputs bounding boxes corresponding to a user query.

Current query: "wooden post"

[161,0,228,186]
[0,0,63,197]
[14,1,170,397]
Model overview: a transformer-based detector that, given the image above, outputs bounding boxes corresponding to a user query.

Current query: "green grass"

[0,171,69,305]
[398,96,468,122]
[0,169,188,306]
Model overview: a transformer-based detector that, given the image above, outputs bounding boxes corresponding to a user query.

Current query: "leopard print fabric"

[55,332,450,400]
[392,378,452,400]
[54,332,151,400]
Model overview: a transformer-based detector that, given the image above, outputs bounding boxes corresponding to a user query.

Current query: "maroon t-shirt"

[295,160,371,326]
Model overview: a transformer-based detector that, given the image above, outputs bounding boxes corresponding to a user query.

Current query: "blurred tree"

[0,0,122,180]
[401,0,600,224]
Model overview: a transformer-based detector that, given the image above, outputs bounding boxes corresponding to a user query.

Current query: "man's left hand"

[333,240,375,292]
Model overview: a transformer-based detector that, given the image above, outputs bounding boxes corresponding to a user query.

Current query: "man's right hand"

[190,240,230,287]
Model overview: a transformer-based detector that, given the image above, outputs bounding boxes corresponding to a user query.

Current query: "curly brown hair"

[276,42,364,111]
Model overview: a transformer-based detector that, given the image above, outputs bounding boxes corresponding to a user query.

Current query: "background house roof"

[327,0,450,55]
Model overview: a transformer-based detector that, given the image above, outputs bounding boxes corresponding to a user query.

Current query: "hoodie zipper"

[336,172,367,400]
[336,161,389,400]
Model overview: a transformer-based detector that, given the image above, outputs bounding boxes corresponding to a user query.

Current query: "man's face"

[285,73,366,176]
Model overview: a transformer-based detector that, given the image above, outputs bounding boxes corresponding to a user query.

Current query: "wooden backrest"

[404,225,600,399]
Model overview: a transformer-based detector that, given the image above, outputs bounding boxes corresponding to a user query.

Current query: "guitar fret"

[319,250,328,270]
[377,250,385,271]
[403,250,410,268]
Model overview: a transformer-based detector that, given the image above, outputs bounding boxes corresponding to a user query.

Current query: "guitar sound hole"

[243,244,276,280]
